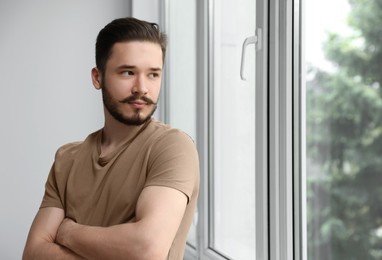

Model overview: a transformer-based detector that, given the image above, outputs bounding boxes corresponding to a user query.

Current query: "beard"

[101,82,157,126]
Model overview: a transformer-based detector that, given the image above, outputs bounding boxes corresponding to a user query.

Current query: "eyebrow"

[117,65,162,71]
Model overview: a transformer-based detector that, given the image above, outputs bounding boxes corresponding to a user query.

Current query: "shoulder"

[146,120,197,155]
[144,121,200,200]
[146,120,199,171]
[54,130,100,163]
[54,142,82,160]
[148,119,196,145]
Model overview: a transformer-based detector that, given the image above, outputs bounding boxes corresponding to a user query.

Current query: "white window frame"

[268,0,306,259]
[268,0,293,259]
[195,0,269,259]
[152,0,306,259]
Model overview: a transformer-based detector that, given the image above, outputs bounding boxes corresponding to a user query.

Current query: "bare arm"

[55,186,187,260]
[22,207,85,260]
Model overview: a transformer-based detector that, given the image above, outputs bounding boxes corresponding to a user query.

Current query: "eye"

[121,71,134,76]
[148,73,160,78]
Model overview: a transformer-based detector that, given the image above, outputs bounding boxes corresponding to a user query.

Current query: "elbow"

[150,246,168,260]
[140,247,168,260]
[22,246,34,260]
[22,243,41,260]
[134,236,169,260]
[22,239,52,260]
[122,221,171,260]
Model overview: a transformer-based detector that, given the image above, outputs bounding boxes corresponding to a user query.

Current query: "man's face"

[99,41,163,126]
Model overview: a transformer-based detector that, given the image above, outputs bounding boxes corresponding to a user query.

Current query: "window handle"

[240,28,262,81]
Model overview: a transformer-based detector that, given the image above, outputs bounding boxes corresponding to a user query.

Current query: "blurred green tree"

[307,0,382,259]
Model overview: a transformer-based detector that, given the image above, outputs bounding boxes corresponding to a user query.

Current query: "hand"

[56,218,77,248]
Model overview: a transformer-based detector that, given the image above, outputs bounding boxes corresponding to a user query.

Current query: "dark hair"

[95,17,167,74]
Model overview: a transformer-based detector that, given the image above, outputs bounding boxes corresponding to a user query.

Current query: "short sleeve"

[39,142,80,209]
[40,162,64,209]
[145,129,199,202]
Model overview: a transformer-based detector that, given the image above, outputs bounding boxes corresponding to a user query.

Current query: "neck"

[101,109,149,154]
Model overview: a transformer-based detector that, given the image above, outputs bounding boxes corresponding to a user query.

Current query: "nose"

[131,74,148,95]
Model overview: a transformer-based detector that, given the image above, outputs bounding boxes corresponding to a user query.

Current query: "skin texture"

[96,41,162,127]
[23,41,189,260]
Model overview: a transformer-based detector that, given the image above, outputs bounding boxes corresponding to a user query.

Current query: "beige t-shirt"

[41,119,200,260]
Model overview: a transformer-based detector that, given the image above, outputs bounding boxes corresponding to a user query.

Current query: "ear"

[91,67,102,90]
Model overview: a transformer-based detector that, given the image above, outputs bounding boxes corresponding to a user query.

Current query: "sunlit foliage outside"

[307,0,382,259]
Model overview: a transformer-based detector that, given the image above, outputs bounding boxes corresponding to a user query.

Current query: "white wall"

[0,1,130,258]
[132,0,160,22]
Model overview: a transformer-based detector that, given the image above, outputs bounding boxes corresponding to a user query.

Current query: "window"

[164,0,273,259]
[159,0,382,259]
[162,0,198,252]
[305,0,382,259]
[209,0,257,258]
[196,0,268,259]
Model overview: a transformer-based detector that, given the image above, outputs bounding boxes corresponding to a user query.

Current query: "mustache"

[119,95,156,105]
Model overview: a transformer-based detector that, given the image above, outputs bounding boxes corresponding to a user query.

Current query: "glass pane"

[305,0,382,259]
[211,0,256,259]
[166,0,198,248]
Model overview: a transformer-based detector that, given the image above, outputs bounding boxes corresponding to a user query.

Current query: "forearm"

[23,207,85,260]
[55,187,186,260]
[22,240,85,260]
[57,221,162,260]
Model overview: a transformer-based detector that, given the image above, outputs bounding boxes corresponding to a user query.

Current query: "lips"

[120,95,155,107]
[128,100,147,109]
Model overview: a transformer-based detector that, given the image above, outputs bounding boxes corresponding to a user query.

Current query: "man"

[23,17,199,260]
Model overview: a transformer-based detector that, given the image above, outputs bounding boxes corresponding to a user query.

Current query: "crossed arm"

[22,186,188,260]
